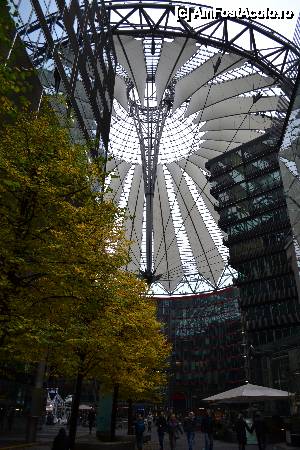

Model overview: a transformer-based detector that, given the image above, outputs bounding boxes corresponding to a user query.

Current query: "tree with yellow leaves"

[0,102,170,445]
[0,10,170,444]
[0,105,170,445]
[0,104,128,348]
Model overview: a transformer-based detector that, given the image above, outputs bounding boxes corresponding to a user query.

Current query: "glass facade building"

[155,287,245,409]
[206,134,300,351]
[279,69,300,274]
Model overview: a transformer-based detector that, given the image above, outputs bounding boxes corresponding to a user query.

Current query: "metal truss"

[105,2,300,90]
[18,2,300,90]
[150,263,237,295]
[16,0,116,153]
[13,1,300,294]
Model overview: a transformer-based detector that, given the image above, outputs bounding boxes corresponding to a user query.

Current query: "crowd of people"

[50,406,269,450]
[134,408,268,450]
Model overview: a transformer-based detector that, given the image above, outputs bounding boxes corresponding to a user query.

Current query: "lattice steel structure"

[10,0,116,153]
[11,0,300,294]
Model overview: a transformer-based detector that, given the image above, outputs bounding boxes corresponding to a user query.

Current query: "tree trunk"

[26,360,46,442]
[69,371,84,450]
[127,399,134,435]
[110,384,119,441]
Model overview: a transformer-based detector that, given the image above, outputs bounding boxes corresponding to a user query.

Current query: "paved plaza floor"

[0,424,295,450]
[145,429,275,450]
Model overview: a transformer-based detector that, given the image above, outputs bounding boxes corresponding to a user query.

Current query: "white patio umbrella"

[79,404,93,410]
[203,383,291,403]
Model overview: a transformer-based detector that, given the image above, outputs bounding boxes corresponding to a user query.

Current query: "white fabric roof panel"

[201,130,263,143]
[105,160,132,204]
[177,159,220,225]
[186,74,274,116]
[194,147,223,159]
[173,53,245,110]
[155,37,198,105]
[153,165,184,292]
[199,114,273,131]
[124,165,145,273]
[113,36,147,106]
[187,154,209,171]
[106,158,119,173]
[198,140,242,153]
[167,162,224,284]
[71,32,289,293]
[114,75,128,111]
[194,96,282,123]
[280,147,297,161]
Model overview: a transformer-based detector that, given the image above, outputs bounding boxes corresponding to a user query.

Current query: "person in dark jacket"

[167,413,183,450]
[201,409,214,450]
[88,408,96,434]
[156,411,167,450]
[135,414,146,450]
[52,428,69,450]
[235,413,251,450]
[183,411,197,450]
[251,412,267,450]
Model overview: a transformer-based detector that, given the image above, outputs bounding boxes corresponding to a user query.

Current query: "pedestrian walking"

[167,413,183,450]
[88,408,96,434]
[183,411,197,450]
[135,414,146,450]
[201,409,214,450]
[156,411,168,450]
[235,413,252,450]
[251,412,267,450]
[147,413,153,432]
[52,428,70,450]
[6,407,15,431]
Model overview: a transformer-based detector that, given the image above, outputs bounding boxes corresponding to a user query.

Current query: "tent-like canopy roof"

[14,0,300,294]
[103,4,298,293]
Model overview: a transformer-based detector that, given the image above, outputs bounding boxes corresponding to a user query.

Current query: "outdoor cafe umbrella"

[79,404,93,410]
[203,383,291,403]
